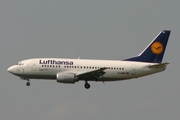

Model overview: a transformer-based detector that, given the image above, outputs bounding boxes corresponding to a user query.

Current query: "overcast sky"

[0,0,179,120]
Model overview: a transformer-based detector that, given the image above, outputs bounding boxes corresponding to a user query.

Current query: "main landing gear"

[84,81,90,89]
[26,81,30,86]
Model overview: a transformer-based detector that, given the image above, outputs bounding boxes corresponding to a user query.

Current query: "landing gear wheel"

[26,82,30,86]
[85,83,90,89]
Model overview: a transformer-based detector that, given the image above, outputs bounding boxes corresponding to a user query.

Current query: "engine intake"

[56,73,78,84]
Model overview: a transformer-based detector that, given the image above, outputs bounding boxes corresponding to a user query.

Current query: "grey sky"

[0,0,179,120]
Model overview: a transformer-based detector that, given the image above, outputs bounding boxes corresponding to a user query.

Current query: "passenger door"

[131,64,136,75]
[31,60,37,71]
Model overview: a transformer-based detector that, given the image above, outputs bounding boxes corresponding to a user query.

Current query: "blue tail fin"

[124,30,171,63]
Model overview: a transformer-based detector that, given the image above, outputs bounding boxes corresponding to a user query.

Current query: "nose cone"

[7,66,16,74]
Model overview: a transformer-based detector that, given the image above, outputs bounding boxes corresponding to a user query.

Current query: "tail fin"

[124,30,171,63]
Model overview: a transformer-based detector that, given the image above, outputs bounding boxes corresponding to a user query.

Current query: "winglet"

[124,30,171,63]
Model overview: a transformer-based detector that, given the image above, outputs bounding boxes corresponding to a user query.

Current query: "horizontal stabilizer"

[148,62,171,69]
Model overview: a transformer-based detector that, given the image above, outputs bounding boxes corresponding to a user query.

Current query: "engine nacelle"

[56,73,78,84]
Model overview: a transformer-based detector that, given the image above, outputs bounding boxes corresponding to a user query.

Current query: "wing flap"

[76,67,108,80]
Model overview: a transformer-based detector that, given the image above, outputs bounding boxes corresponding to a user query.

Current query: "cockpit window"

[16,62,24,66]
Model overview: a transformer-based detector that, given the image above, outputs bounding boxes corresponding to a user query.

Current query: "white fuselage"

[7,30,171,89]
[8,58,166,82]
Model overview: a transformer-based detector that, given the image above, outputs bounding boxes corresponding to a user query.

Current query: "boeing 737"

[7,30,171,89]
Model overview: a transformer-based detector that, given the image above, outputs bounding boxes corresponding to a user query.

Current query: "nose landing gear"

[21,77,30,86]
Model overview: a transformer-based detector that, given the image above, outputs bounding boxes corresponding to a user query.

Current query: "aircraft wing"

[76,67,108,80]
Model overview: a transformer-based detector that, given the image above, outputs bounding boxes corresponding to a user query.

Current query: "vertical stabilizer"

[124,30,171,63]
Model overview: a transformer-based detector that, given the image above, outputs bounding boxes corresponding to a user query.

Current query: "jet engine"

[56,73,78,83]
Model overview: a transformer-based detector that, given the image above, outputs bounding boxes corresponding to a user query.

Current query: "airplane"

[7,30,171,89]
